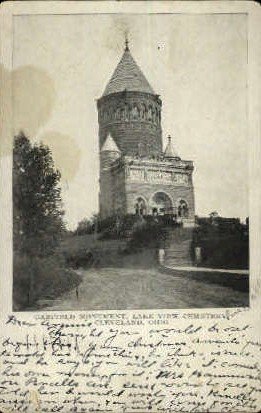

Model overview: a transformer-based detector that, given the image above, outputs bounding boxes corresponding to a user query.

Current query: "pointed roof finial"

[164,134,180,159]
[125,33,129,51]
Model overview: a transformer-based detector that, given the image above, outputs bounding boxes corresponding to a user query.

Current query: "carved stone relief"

[127,167,189,185]
[100,101,161,126]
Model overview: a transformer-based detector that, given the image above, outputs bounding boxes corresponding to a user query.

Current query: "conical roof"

[102,44,155,97]
[164,135,179,159]
[101,133,121,152]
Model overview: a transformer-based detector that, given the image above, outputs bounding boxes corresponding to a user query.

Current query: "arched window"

[149,192,173,216]
[131,106,139,120]
[140,104,146,120]
[116,107,121,120]
[178,200,189,218]
[124,106,130,121]
[151,108,155,123]
[120,108,125,120]
[134,197,147,216]
[147,106,152,121]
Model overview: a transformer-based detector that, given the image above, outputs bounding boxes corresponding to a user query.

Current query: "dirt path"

[39,266,249,311]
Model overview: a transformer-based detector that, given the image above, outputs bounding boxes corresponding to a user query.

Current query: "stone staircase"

[164,227,194,267]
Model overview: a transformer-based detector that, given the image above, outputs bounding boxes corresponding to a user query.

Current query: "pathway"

[38,266,249,311]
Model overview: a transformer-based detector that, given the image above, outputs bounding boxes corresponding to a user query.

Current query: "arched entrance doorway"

[134,197,147,216]
[149,192,173,216]
[177,199,189,218]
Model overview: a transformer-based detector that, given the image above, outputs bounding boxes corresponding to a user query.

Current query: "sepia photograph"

[12,12,249,312]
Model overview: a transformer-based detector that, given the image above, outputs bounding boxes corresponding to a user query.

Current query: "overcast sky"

[13,13,248,229]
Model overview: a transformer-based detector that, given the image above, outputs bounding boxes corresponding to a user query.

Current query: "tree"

[13,132,64,257]
[75,214,100,236]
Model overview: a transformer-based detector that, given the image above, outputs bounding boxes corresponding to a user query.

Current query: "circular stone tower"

[97,41,163,157]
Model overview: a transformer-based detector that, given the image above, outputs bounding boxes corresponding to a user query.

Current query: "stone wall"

[97,91,162,156]
[125,181,195,220]
[100,165,126,219]
[99,171,113,219]
[111,166,126,214]
[100,157,195,221]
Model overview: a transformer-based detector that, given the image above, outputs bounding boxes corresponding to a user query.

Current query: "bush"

[63,248,94,269]
[98,214,139,240]
[13,253,82,310]
[192,225,249,269]
[128,220,165,250]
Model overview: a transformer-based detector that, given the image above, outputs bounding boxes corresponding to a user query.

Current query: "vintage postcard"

[0,1,260,412]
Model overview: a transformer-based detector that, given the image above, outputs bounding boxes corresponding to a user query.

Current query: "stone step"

[166,246,191,253]
[166,255,192,260]
[166,249,191,253]
[166,255,192,261]
[165,260,193,267]
[164,229,193,239]
[166,239,191,244]
[163,227,194,267]
[166,253,191,259]
[165,238,192,245]
[166,246,191,252]
[166,249,191,255]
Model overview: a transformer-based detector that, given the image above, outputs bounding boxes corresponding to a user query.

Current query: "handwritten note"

[0,312,260,412]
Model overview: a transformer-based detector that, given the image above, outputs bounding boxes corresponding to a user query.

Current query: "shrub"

[128,220,165,250]
[192,224,249,269]
[62,248,94,269]
[13,253,82,310]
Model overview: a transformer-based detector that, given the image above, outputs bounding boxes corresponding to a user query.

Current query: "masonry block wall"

[125,181,195,220]
[111,166,126,214]
[100,165,126,219]
[99,171,113,219]
[97,91,162,157]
